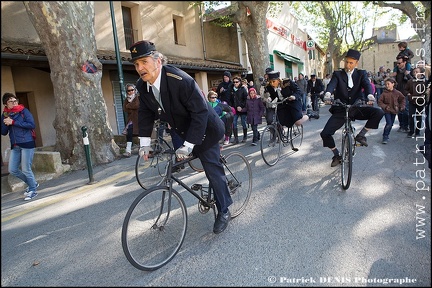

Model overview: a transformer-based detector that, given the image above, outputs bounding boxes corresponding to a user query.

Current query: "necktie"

[347,71,353,88]
[151,85,165,112]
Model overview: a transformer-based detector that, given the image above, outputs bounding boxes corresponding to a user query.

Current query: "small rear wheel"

[290,124,303,151]
[260,125,281,166]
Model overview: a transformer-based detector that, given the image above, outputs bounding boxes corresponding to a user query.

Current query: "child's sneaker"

[24,191,38,201]
[24,182,39,196]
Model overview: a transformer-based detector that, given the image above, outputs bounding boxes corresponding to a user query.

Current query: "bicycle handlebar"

[269,96,290,106]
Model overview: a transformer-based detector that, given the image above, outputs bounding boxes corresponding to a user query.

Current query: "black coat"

[136,65,225,152]
[325,68,372,105]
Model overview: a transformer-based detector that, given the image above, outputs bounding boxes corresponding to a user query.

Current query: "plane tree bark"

[23,1,118,170]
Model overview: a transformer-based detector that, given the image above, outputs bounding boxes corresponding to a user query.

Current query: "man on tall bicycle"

[130,40,233,234]
[320,49,384,167]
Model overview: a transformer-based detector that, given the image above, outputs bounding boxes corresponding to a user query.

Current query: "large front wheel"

[260,125,281,166]
[122,186,187,271]
[222,152,252,218]
[341,133,353,190]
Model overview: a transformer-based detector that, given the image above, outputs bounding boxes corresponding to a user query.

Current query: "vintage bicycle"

[123,146,252,271]
[332,99,366,190]
[135,119,203,190]
[260,97,303,166]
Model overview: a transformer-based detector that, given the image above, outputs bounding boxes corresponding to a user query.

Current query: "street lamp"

[326,52,332,74]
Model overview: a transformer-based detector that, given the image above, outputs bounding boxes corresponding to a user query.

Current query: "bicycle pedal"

[191,184,202,191]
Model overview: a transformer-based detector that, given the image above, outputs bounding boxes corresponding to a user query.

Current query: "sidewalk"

[1,153,139,206]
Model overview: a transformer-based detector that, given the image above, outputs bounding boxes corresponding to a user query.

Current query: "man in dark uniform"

[307,74,325,112]
[130,40,233,234]
[321,48,384,167]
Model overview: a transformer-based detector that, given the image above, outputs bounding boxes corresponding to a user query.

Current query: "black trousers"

[194,141,233,213]
[320,105,384,148]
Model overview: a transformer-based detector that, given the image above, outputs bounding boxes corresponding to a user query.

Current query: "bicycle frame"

[268,98,290,143]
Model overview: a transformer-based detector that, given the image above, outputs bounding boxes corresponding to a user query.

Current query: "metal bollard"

[81,126,96,184]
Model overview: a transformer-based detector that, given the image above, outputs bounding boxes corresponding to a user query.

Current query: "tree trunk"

[232,1,270,94]
[23,2,118,170]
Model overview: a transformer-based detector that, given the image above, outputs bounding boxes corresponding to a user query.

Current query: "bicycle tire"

[341,133,353,190]
[122,186,187,271]
[135,139,171,190]
[135,154,168,190]
[222,152,252,218]
[260,125,281,166]
[188,157,204,173]
[289,124,303,151]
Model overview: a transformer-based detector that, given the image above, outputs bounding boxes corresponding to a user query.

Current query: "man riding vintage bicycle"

[130,40,233,234]
[320,48,384,167]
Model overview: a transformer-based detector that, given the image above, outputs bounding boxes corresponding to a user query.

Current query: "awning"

[273,50,304,65]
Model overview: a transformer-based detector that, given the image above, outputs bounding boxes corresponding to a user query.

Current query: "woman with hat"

[263,70,282,126]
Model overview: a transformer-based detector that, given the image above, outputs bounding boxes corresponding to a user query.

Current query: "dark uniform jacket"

[136,65,224,152]
[326,68,372,106]
[307,78,325,95]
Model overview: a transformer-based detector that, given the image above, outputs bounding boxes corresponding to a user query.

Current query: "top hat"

[129,40,156,62]
[267,71,280,80]
[265,67,273,74]
[345,49,361,60]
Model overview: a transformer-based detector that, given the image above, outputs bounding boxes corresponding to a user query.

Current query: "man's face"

[396,59,406,69]
[344,57,358,72]
[269,79,279,88]
[133,55,160,84]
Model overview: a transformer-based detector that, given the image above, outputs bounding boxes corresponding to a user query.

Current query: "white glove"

[176,145,193,160]
[139,146,153,157]
[288,95,296,101]
[324,92,332,102]
[367,94,375,102]
[319,91,324,95]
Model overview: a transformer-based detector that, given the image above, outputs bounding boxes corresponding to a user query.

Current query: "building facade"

[1,1,320,160]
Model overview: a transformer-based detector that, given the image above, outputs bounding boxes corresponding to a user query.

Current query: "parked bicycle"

[332,99,365,190]
[135,119,203,190]
[260,98,303,166]
[123,146,252,271]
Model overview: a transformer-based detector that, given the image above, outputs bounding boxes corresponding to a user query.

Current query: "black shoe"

[171,163,185,173]
[355,135,368,147]
[331,155,342,167]
[213,209,231,234]
[407,133,414,138]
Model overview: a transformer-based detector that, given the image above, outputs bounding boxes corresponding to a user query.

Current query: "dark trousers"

[194,142,233,213]
[408,102,424,135]
[397,96,409,129]
[251,124,259,142]
[383,113,397,139]
[311,93,322,111]
[320,106,384,148]
[126,124,133,142]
